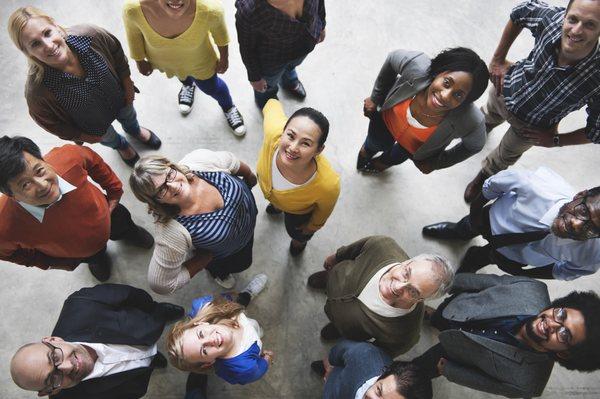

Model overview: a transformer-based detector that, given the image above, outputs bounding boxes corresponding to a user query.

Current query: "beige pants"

[480,88,535,176]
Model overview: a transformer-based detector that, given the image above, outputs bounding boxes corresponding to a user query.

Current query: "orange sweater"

[382,99,437,154]
[0,145,123,270]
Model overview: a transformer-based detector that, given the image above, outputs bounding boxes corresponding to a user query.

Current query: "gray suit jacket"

[370,49,486,169]
[439,274,554,398]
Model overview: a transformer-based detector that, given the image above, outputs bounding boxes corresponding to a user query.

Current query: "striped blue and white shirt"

[503,0,600,142]
[176,172,257,259]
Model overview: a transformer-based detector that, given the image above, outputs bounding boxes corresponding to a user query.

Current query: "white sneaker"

[214,274,236,289]
[241,273,268,299]
[224,106,246,136]
[178,84,195,115]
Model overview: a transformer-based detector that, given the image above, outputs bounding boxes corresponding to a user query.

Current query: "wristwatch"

[553,134,560,147]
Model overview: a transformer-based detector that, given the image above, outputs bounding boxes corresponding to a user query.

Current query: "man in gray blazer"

[414,273,600,398]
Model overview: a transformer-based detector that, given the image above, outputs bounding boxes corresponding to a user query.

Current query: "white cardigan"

[147,149,241,295]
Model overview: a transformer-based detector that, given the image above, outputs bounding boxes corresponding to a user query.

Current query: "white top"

[75,342,157,380]
[406,103,427,129]
[234,313,263,356]
[271,150,316,190]
[18,176,76,223]
[355,375,379,399]
[147,149,241,295]
[483,167,600,280]
[357,263,416,317]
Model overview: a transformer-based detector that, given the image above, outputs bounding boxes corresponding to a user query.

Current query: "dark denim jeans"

[363,111,411,166]
[254,55,307,108]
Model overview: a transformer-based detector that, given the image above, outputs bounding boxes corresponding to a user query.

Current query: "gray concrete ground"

[1,0,599,398]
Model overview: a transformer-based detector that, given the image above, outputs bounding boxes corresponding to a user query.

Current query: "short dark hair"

[283,107,330,147]
[428,47,490,105]
[0,136,43,195]
[378,361,433,399]
[549,291,600,371]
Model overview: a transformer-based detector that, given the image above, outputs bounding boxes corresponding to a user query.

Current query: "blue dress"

[189,295,268,385]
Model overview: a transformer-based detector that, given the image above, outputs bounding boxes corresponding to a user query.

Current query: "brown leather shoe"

[464,170,489,203]
[307,271,328,290]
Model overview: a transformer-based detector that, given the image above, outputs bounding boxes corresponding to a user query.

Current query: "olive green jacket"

[324,235,424,356]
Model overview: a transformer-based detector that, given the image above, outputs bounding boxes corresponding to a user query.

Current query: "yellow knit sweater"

[257,100,341,231]
[122,0,229,80]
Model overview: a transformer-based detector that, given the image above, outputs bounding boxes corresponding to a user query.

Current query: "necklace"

[413,92,446,119]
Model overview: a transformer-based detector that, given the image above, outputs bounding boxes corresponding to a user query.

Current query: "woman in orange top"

[358,48,489,173]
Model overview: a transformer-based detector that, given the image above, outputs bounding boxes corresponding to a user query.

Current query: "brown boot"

[464,170,489,203]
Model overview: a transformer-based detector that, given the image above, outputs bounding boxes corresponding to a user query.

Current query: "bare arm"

[489,19,523,95]
[235,161,257,188]
[183,251,214,278]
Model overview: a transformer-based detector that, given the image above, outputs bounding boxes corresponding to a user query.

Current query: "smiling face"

[19,17,69,69]
[363,374,405,399]
[561,0,600,62]
[8,151,60,206]
[11,337,95,395]
[180,322,236,366]
[551,191,600,240]
[160,0,193,16]
[278,115,324,169]
[426,71,473,112]
[378,259,440,309]
[524,307,586,354]
[150,168,192,206]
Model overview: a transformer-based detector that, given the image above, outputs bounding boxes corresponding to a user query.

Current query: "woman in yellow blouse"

[257,99,340,255]
[122,0,246,135]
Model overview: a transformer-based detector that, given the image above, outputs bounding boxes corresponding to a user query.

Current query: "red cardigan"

[0,145,123,270]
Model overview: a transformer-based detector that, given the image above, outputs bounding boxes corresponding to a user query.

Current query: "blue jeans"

[181,74,233,111]
[363,111,411,166]
[254,56,307,108]
[100,104,141,150]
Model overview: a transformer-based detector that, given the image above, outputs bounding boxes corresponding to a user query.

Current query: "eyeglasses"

[40,341,64,394]
[552,307,573,345]
[155,167,177,200]
[568,194,600,238]
[396,262,423,301]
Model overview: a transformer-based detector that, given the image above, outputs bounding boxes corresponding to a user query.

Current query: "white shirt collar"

[17,176,76,223]
[355,375,380,399]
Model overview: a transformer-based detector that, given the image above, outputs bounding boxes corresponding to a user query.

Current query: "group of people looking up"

[2,0,600,398]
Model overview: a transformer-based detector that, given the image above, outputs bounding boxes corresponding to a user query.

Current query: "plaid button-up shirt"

[235,0,325,82]
[503,0,600,143]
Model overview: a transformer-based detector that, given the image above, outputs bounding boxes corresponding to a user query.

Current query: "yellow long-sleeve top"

[257,100,341,231]
[122,0,229,80]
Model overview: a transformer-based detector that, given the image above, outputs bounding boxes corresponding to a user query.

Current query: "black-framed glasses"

[552,307,573,345]
[570,194,600,238]
[40,341,64,394]
[155,167,177,200]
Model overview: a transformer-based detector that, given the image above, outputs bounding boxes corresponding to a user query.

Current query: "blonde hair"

[167,297,244,373]
[7,7,67,83]
[129,155,194,223]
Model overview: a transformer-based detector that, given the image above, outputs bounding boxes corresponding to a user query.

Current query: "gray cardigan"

[370,49,486,169]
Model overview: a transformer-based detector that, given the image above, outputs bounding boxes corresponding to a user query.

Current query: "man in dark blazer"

[414,273,600,398]
[10,284,183,398]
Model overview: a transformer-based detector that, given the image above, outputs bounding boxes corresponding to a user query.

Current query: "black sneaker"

[178,84,195,115]
[224,106,246,136]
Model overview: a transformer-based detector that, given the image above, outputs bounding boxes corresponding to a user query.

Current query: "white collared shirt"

[483,167,600,280]
[357,263,416,317]
[355,375,379,399]
[17,176,77,223]
[75,343,157,381]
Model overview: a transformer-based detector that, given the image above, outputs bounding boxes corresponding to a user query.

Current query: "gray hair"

[411,253,455,299]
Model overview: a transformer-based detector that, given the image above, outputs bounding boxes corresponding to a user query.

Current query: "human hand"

[243,172,257,188]
[215,56,229,74]
[488,57,512,96]
[318,28,326,43]
[413,159,434,174]
[136,60,154,76]
[363,97,377,118]
[262,350,275,365]
[436,357,447,376]
[123,76,135,105]
[323,355,334,381]
[517,125,558,147]
[107,198,119,213]
[251,79,268,93]
[323,253,338,271]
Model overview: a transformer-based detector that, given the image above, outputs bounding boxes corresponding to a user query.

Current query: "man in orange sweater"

[0,136,153,281]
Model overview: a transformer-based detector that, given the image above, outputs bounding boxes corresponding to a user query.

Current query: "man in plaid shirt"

[464,0,600,203]
[235,0,326,109]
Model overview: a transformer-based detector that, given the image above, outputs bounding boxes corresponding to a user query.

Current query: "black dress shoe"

[307,271,328,290]
[155,303,185,323]
[120,150,140,168]
[150,351,168,369]
[139,129,162,150]
[126,225,155,249]
[284,80,307,99]
[88,251,111,282]
[310,360,326,378]
[422,222,462,239]
[266,204,282,215]
[320,322,342,341]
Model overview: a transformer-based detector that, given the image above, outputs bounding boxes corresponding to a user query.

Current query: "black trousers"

[205,236,254,279]
[86,203,138,262]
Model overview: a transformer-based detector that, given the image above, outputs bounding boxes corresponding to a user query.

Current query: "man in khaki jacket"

[308,235,454,356]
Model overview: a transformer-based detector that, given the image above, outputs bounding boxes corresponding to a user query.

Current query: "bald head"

[11,342,53,391]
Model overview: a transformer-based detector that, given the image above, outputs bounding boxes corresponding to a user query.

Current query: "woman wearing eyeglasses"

[129,149,258,293]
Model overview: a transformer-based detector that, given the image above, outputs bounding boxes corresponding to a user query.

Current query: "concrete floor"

[1,0,599,398]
